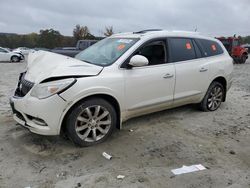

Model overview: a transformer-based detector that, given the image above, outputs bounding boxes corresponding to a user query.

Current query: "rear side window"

[169,38,196,62]
[196,39,224,57]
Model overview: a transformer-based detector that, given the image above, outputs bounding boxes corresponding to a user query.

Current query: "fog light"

[32,117,47,126]
[27,116,47,126]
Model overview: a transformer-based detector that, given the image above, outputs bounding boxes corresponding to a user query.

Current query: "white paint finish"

[129,54,149,67]
[10,31,234,135]
[25,51,103,83]
[11,94,66,135]
[124,64,175,117]
[174,57,211,104]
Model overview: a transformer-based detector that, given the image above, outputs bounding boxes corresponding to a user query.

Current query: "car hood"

[24,51,103,83]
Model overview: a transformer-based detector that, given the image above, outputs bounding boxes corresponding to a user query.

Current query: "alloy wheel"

[75,105,111,142]
[207,86,223,110]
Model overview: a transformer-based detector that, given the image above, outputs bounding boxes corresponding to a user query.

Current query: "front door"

[124,39,175,118]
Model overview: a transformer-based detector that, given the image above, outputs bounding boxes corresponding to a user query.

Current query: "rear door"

[168,38,211,105]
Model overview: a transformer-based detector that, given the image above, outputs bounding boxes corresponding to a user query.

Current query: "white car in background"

[0,47,24,62]
[13,47,35,55]
[10,30,233,146]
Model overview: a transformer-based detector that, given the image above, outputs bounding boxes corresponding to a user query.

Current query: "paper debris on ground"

[129,129,134,132]
[102,152,112,160]
[117,175,125,179]
[171,164,206,175]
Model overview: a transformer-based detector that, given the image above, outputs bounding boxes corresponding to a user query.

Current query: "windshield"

[75,38,139,66]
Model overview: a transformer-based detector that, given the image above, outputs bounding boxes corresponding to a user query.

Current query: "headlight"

[30,78,76,99]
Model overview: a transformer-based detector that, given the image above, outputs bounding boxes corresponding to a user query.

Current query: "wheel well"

[60,94,121,136]
[212,77,227,101]
[11,55,19,58]
[243,52,248,57]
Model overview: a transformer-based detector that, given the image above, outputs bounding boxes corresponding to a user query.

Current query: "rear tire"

[11,56,20,63]
[66,98,117,147]
[199,81,225,112]
[239,54,247,64]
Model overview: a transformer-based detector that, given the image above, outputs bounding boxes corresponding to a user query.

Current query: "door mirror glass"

[129,55,149,67]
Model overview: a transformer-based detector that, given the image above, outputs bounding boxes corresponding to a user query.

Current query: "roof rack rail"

[133,29,162,34]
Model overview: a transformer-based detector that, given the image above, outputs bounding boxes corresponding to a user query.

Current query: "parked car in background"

[51,40,98,57]
[34,48,51,52]
[0,47,24,62]
[13,47,35,55]
[10,30,233,146]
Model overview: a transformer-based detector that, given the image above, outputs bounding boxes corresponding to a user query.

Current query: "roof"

[111,30,205,39]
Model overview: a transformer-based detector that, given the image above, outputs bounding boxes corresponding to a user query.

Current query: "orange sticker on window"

[117,44,126,50]
[211,44,216,51]
[186,43,192,50]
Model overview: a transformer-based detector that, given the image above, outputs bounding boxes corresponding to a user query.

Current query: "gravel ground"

[0,58,249,188]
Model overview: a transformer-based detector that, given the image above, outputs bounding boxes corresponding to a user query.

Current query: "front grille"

[15,72,34,97]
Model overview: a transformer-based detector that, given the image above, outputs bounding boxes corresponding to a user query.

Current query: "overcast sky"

[0,0,250,37]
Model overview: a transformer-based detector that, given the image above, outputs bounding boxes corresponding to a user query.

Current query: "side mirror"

[129,55,149,67]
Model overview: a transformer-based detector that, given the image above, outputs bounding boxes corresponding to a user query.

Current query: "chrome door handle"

[199,67,208,72]
[163,73,174,79]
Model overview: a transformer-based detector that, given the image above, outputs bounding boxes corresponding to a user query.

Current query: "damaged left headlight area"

[30,78,76,99]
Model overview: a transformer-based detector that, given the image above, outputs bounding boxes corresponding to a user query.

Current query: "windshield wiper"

[81,59,93,64]
[80,59,103,67]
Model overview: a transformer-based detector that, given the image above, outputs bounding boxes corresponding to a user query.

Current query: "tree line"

[0,25,114,49]
[1,25,250,49]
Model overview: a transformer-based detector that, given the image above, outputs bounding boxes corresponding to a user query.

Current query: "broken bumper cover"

[10,94,66,135]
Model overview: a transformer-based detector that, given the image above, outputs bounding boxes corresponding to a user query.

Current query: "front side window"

[169,38,196,62]
[75,38,139,66]
[135,40,167,66]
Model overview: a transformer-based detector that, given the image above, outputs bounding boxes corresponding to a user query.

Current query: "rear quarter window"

[196,39,224,57]
[169,38,196,62]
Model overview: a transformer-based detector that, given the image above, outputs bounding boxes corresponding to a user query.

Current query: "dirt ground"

[0,58,249,188]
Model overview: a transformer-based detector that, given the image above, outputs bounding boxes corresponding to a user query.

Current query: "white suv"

[10,30,233,146]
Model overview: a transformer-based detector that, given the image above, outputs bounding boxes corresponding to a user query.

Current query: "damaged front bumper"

[10,94,66,135]
[10,72,68,135]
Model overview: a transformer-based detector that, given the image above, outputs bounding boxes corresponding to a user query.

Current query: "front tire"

[200,81,225,112]
[66,98,117,147]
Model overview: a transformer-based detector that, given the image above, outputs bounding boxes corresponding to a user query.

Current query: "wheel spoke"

[212,102,216,110]
[216,92,223,98]
[96,111,109,121]
[208,101,213,108]
[98,120,111,125]
[77,116,88,122]
[85,108,92,118]
[76,124,88,132]
[93,106,100,118]
[79,128,91,140]
[216,88,221,95]
[214,101,218,107]
[214,98,221,102]
[97,126,108,134]
[92,129,97,141]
